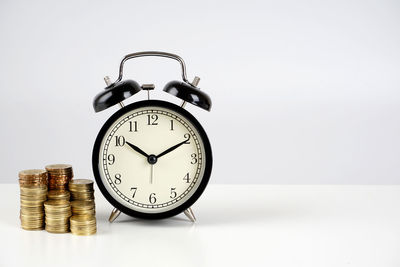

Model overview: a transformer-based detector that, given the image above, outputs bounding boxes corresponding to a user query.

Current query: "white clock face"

[97,105,206,214]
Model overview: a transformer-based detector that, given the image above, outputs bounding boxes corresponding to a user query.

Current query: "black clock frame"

[92,100,213,220]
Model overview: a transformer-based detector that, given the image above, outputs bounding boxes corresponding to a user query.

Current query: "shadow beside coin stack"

[69,179,97,235]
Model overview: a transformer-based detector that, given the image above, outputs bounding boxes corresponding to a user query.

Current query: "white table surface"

[0,184,399,267]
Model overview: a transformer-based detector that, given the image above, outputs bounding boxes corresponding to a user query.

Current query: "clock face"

[92,100,212,219]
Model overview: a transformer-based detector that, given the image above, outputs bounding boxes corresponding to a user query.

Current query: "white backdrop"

[0,0,399,184]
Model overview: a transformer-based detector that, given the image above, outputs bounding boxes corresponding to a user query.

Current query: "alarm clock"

[92,51,212,222]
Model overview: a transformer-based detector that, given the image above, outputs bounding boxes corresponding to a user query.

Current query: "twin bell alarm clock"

[92,51,213,222]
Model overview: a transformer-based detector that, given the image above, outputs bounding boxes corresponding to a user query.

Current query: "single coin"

[69,179,93,185]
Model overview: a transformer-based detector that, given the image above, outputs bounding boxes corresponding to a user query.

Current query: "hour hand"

[126,141,149,158]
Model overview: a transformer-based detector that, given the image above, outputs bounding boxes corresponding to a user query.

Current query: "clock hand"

[150,165,154,184]
[126,141,149,158]
[156,138,190,159]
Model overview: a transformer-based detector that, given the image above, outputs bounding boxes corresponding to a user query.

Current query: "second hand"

[150,165,154,184]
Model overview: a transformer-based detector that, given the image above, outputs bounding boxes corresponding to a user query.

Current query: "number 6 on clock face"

[92,100,212,220]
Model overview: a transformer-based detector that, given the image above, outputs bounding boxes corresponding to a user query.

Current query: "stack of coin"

[44,200,71,233]
[69,179,96,235]
[69,179,94,201]
[18,169,48,230]
[45,164,73,190]
[70,215,97,235]
[47,190,70,202]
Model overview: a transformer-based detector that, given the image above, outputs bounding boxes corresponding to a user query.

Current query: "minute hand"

[156,139,190,158]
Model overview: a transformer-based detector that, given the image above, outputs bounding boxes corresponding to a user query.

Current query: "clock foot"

[183,207,196,222]
[108,208,121,223]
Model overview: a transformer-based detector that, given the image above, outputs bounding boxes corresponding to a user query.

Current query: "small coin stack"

[45,164,73,190]
[19,170,48,230]
[69,179,97,235]
[44,200,71,233]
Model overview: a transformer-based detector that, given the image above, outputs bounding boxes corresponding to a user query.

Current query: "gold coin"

[71,209,95,213]
[22,225,44,231]
[19,169,48,178]
[45,210,72,216]
[70,230,96,236]
[48,185,68,190]
[70,200,95,207]
[20,185,47,191]
[70,227,96,231]
[20,181,48,188]
[70,208,96,214]
[20,195,47,201]
[48,174,71,179]
[47,190,70,199]
[45,164,72,171]
[19,176,47,181]
[69,180,93,191]
[20,210,44,216]
[70,215,96,223]
[20,206,44,210]
[45,220,70,225]
[69,179,93,185]
[44,200,70,207]
[21,224,44,228]
[44,205,71,211]
[20,200,46,206]
[71,192,94,198]
[45,227,69,233]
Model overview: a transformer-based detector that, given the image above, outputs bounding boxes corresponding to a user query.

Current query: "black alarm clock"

[92,51,212,222]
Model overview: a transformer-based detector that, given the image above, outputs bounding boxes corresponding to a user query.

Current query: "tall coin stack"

[45,164,73,190]
[69,179,97,235]
[44,200,71,233]
[18,169,48,230]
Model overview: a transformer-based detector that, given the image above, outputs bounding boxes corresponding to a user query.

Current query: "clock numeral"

[130,187,137,198]
[190,153,197,164]
[115,136,126,147]
[170,120,174,131]
[129,121,138,132]
[114,173,122,185]
[184,133,191,143]
[149,193,156,204]
[147,114,158,125]
[170,188,177,199]
[107,154,115,165]
[183,173,190,183]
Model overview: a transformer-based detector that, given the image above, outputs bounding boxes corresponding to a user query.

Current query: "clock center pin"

[147,154,158,165]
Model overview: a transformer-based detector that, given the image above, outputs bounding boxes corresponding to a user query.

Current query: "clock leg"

[108,208,121,223]
[183,207,196,222]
